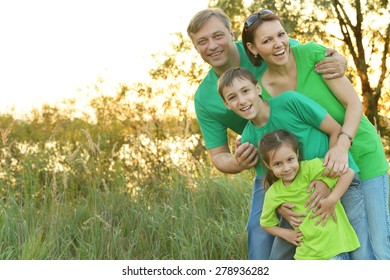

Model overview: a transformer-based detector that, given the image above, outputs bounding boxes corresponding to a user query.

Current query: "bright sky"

[0,0,210,114]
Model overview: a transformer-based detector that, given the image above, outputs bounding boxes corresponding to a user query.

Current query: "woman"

[242,9,390,259]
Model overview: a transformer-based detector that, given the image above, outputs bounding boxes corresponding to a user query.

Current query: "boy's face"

[191,16,236,72]
[222,77,262,121]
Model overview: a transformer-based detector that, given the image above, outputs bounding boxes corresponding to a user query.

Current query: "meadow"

[0,116,254,260]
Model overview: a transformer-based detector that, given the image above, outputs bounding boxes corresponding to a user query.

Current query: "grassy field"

[0,159,253,260]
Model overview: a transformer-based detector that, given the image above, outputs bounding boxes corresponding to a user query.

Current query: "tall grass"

[0,161,253,259]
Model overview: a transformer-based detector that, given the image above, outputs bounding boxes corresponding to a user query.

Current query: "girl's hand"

[277,203,306,228]
[284,229,304,247]
[310,197,337,226]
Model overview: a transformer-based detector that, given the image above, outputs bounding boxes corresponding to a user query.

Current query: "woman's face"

[247,20,290,66]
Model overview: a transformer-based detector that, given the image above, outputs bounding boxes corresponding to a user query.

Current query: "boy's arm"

[262,226,303,247]
[311,168,355,226]
[208,141,258,174]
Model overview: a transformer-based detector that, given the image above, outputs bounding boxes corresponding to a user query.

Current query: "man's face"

[191,16,235,72]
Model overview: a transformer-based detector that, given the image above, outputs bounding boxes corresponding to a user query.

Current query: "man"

[187,8,347,259]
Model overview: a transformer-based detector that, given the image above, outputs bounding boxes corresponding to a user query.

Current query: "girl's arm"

[262,226,303,247]
[319,113,349,178]
[310,168,355,226]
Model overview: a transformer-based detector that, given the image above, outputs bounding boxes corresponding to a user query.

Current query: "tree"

[308,0,390,135]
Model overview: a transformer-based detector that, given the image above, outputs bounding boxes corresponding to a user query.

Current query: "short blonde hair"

[187,8,231,41]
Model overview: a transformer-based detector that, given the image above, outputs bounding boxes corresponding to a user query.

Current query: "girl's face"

[246,20,290,66]
[265,143,299,186]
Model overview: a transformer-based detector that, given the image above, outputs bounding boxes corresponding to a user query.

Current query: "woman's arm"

[323,76,363,146]
[262,226,303,247]
[319,113,350,177]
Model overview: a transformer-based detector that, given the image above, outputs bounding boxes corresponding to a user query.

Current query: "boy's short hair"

[187,8,231,41]
[218,67,258,100]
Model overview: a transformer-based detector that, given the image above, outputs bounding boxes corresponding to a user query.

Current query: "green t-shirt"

[261,158,360,260]
[194,39,299,149]
[241,91,359,176]
[260,41,389,180]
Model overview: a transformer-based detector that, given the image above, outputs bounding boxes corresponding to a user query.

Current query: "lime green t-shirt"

[261,158,360,260]
[260,41,389,180]
[194,39,299,149]
[241,91,359,176]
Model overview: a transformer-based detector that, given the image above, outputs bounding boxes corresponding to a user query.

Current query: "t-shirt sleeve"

[194,97,228,149]
[305,158,338,189]
[260,188,280,227]
[300,41,327,64]
[283,91,328,129]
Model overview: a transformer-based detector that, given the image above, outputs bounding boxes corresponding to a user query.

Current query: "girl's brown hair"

[259,130,300,190]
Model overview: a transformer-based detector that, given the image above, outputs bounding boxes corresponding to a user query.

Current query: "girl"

[259,130,360,260]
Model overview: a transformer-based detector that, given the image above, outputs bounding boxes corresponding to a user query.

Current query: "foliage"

[0,164,252,259]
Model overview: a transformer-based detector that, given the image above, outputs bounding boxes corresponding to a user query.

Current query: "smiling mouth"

[209,50,223,57]
[273,49,285,57]
[240,105,252,112]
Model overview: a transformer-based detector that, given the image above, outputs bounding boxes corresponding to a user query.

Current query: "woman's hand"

[323,144,349,178]
[277,203,306,228]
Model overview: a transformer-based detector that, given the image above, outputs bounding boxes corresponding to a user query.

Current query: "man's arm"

[314,48,347,79]
[208,141,258,174]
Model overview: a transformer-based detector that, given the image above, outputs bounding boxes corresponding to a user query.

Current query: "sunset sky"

[0,0,210,114]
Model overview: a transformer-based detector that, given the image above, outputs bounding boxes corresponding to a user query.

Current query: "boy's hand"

[277,203,306,228]
[305,180,331,211]
[234,140,259,170]
[310,197,337,226]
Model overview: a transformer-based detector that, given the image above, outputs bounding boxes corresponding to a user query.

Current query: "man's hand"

[314,48,347,79]
[277,203,306,228]
[305,180,331,212]
[234,139,258,170]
